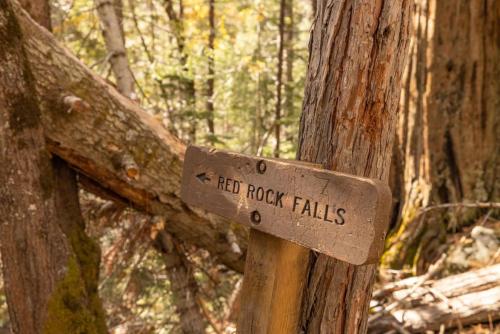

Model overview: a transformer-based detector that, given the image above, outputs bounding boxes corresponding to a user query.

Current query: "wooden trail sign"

[181,145,392,265]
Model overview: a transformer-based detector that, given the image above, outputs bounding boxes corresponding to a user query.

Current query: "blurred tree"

[205,0,216,143]
[94,1,211,329]
[274,0,285,157]
[283,0,294,123]
[310,0,316,18]
[95,0,137,99]
[384,0,500,273]
[153,230,207,333]
[163,0,197,142]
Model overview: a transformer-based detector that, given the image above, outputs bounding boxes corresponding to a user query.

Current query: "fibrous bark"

[0,0,107,332]
[9,2,247,273]
[384,0,500,271]
[297,0,412,332]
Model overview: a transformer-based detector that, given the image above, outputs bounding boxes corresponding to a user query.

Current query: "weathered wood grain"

[181,145,392,265]
[237,230,310,334]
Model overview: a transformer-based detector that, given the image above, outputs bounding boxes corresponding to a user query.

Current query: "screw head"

[250,210,261,224]
[256,160,267,174]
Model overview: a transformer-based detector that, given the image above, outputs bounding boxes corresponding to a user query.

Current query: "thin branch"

[415,202,500,218]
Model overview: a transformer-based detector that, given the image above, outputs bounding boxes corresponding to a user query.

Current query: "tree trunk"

[383,0,500,272]
[284,0,294,120]
[113,0,124,37]
[18,0,51,30]
[297,1,412,332]
[154,230,207,334]
[95,2,212,328]
[274,0,286,158]
[251,19,266,155]
[206,0,215,141]
[163,0,197,142]
[10,2,247,273]
[0,1,107,332]
[95,0,137,100]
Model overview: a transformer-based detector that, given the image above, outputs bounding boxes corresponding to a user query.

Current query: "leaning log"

[369,264,500,333]
[12,1,246,272]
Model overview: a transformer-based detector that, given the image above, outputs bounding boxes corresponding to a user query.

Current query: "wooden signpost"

[181,145,392,265]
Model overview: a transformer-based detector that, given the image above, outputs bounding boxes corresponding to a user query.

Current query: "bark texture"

[297,0,412,332]
[10,2,247,273]
[0,1,107,332]
[384,0,500,271]
[95,0,137,99]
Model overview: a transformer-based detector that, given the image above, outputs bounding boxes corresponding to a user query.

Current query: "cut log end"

[62,95,90,114]
[121,154,139,180]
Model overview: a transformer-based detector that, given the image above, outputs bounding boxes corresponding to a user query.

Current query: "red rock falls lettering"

[181,145,392,265]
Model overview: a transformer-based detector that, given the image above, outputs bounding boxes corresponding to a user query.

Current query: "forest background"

[0,0,498,333]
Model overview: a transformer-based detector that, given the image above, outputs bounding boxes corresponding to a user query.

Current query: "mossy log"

[11,1,247,273]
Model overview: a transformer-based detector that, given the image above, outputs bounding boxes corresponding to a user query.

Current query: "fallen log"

[369,264,500,333]
[12,2,247,272]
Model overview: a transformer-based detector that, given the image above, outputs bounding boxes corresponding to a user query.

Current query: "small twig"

[414,202,500,220]
[128,0,154,64]
[425,286,454,309]
[488,248,500,265]
[488,312,494,332]
[391,320,412,334]
[197,296,223,334]
[480,210,493,226]
[257,120,277,156]
[90,51,114,69]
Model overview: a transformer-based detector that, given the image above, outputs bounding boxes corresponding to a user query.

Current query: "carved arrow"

[196,172,211,184]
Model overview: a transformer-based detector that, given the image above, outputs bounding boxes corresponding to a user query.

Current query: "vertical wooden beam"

[236,159,320,333]
[238,230,309,333]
